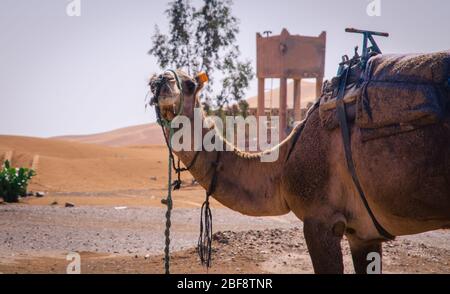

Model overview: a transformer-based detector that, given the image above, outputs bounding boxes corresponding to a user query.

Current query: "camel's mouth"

[157,94,180,107]
[155,92,181,122]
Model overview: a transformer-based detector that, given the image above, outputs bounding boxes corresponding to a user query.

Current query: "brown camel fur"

[150,70,450,274]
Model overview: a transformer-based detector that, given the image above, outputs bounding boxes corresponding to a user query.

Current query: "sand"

[246,80,317,109]
[1,135,180,193]
[52,123,165,147]
[0,204,448,274]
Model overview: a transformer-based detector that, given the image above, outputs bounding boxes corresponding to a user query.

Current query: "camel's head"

[149,70,206,122]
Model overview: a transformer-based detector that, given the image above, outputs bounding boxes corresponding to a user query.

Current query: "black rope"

[197,151,221,269]
[198,198,213,268]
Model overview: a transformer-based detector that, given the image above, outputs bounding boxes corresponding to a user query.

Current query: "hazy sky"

[0,0,449,137]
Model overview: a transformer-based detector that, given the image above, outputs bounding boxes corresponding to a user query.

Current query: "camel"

[149,67,450,274]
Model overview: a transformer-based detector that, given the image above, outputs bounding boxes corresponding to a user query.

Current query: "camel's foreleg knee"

[303,217,346,274]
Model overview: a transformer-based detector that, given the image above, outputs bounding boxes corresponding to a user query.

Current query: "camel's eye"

[184,79,196,94]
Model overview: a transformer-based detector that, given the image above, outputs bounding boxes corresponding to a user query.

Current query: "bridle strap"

[335,62,395,241]
[152,69,199,179]
[155,69,185,128]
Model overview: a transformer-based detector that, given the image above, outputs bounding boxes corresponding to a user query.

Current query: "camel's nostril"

[163,83,172,93]
[160,88,173,98]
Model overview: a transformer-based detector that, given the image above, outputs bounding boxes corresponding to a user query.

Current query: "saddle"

[313,29,450,240]
[319,50,450,141]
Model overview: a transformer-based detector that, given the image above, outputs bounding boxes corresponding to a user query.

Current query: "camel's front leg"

[303,217,345,274]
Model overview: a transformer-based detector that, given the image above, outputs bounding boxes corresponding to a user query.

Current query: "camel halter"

[151,69,185,127]
[150,70,217,274]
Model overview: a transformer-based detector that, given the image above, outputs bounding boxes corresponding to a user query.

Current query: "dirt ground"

[0,194,449,274]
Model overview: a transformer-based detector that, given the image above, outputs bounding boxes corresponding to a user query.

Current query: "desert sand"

[52,123,165,147]
[246,80,317,110]
[1,135,174,193]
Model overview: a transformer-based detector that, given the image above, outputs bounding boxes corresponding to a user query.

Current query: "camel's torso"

[282,51,450,240]
[282,109,450,240]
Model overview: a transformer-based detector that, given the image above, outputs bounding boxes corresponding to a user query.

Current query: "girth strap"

[335,65,395,241]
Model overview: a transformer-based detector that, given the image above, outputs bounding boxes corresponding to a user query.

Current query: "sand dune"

[246,80,318,109]
[0,135,173,193]
[52,123,165,147]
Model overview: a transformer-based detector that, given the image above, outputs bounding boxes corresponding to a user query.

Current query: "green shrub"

[0,160,36,203]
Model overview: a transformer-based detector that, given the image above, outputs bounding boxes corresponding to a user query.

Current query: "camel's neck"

[171,115,291,216]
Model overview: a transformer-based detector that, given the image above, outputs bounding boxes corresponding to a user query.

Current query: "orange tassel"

[196,72,209,84]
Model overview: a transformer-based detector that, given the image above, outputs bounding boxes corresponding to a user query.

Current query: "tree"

[149,0,254,110]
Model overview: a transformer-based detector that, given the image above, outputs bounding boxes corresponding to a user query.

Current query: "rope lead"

[151,69,218,273]
[198,197,213,268]
[163,127,175,274]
